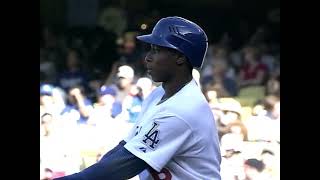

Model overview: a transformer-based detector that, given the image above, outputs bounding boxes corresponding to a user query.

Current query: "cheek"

[151,54,174,79]
[160,55,176,71]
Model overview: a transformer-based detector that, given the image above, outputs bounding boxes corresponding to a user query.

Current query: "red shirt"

[241,63,268,80]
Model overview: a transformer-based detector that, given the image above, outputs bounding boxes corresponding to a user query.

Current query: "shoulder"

[165,80,212,119]
[143,86,164,102]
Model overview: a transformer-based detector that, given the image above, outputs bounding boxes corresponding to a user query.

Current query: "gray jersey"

[124,79,221,180]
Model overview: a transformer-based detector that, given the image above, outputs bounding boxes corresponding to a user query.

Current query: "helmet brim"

[136,34,177,50]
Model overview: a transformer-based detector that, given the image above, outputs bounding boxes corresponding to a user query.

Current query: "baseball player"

[54,16,221,180]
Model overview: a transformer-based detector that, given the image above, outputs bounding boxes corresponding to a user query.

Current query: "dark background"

[40,0,280,47]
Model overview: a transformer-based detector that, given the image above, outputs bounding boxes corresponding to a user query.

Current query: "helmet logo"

[168,25,181,35]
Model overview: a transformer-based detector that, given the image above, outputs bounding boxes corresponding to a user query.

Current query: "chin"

[148,73,166,83]
[147,74,158,82]
[150,76,163,83]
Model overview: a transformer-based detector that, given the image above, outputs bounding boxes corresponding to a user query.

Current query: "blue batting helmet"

[137,16,208,68]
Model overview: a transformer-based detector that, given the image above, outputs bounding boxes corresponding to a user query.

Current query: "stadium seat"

[235,86,265,107]
[239,86,265,98]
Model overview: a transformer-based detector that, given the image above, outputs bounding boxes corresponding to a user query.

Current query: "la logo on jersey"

[142,122,160,149]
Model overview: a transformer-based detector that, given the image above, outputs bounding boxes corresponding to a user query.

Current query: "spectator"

[204,88,219,107]
[266,64,280,97]
[41,112,81,178]
[41,168,53,180]
[252,103,266,116]
[61,86,93,124]
[215,99,243,140]
[201,45,236,81]
[211,105,224,128]
[41,113,54,137]
[219,99,242,125]
[220,132,244,155]
[238,46,268,88]
[105,64,135,103]
[229,48,243,74]
[40,84,55,113]
[261,95,280,120]
[203,60,238,97]
[219,110,247,158]
[40,48,57,84]
[122,85,144,123]
[99,85,122,118]
[87,85,122,125]
[258,43,276,72]
[40,84,63,117]
[244,98,280,141]
[56,49,89,93]
[135,77,154,99]
[51,86,68,115]
[220,149,245,180]
[227,121,248,141]
[87,69,105,102]
[260,149,279,180]
[243,158,266,180]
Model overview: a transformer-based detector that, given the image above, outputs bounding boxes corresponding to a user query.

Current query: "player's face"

[145,45,177,82]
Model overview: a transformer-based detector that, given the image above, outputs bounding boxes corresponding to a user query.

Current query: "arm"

[104,61,120,86]
[70,88,92,118]
[74,94,92,118]
[53,141,149,180]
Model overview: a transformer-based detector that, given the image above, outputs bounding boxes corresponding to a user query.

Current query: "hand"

[129,85,139,96]
[69,88,83,99]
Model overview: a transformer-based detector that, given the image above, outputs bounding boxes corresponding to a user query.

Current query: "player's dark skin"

[145,44,193,103]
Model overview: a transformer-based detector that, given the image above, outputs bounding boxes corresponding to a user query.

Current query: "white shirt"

[124,79,221,180]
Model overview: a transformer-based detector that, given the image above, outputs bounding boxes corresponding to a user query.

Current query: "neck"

[162,73,193,99]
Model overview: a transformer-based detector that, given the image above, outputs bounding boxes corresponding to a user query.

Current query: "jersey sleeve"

[124,114,192,172]
[53,141,149,180]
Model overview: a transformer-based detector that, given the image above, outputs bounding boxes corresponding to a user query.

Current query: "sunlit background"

[40,0,280,179]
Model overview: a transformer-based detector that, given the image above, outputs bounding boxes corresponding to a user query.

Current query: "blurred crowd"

[40,22,280,180]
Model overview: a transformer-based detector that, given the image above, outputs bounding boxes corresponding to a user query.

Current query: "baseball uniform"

[124,79,221,180]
